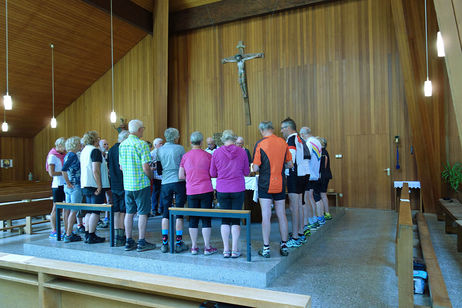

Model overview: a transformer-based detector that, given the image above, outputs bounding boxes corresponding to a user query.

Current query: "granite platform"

[24,207,345,288]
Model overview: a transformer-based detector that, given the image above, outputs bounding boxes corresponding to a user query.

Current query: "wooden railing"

[0,252,311,308]
[395,183,413,307]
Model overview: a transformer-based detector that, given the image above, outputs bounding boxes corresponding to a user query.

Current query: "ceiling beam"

[82,0,153,34]
[170,0,337,33]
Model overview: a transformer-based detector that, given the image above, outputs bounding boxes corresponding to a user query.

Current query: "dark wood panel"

[0,137,34,182]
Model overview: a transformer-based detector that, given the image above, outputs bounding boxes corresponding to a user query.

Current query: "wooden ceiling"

[0,0,147,137]
[0,0,332,138]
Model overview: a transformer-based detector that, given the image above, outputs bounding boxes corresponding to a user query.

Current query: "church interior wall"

[30,0,455,209]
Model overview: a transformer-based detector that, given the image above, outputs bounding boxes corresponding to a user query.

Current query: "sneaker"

[175,241,189,253]
[280,245,289,256]
[191,247,199,255]
[303,228,311,237]
[204,246,218,256]
[77,225,85,233]
[64,233,82,243]
[223,251,231,258]
[318,217,326,225]
[87,233,105,244]
[258,247,271,258]
[231,250,241,258]
[299,235,308,244]
[137,240,156,252]
[160,242,169,253]
[115,235,126,247]
[49,231,58,239]
[125,238,136,251]
[96,220,104,228]
[286,238,301,248]
[324,212,332,220]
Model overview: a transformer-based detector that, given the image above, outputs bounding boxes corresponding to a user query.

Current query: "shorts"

[112,190,126,213]
[160,182,186,219]
[64,185,82,204]
[287,175,307,194]
[52,186,65,202]
[320,178,330,193]
[306,180,321,202]
[82,187,106,214]
[258,187,286,201]
[217,191,245,225]
[187,192,213,228]
[125,186,151,215]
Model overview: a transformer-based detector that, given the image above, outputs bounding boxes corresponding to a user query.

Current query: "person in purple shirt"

[179,131,218,256]
[210,130,250,258]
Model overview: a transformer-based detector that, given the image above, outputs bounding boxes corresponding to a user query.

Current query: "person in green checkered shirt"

[119,119,155,252]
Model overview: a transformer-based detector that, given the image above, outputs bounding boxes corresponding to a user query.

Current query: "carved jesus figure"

[222,52,264,98]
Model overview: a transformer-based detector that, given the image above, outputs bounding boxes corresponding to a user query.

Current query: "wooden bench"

[417,213,452,308]
[438,199,462,234]
[55,202,114,246]
[456,220,462,253]
[0,252,310,307]
[327,191,339,207]
[0,198,52,234]
[395,183,414,307]
[169,207,252,261]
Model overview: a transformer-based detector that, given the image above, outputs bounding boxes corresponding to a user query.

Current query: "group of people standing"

[46,117,332,258]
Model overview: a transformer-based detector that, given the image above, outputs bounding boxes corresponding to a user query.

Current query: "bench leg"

[110,209,114,247]
[246,214,251,262]
[25,216,32,235]
[6,220,12,233]
[169,212,175,254]
[56,208,61,241]
[457,226,462,253]
[445,215,456,234]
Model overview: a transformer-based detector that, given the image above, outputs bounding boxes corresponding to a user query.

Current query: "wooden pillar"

[433,0,462,151]
[152,0,169,137]
[38,272,61,308]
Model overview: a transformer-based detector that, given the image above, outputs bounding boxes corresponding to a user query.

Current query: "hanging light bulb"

[437,31,445,57]
[50,43,57,128]
[110,111,117,123]
[109,0,117,123]
[3,94,12,110]
[424,78,432,97]
[4,0,13,110]
[1,121,8,132]
[424,0,432,97]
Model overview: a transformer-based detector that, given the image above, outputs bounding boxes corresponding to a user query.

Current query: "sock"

[176,230,183,243]
[162,229,168,244]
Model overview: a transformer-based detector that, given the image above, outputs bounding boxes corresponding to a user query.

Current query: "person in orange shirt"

[252,121,293,258]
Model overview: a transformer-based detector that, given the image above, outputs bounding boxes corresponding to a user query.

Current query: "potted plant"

[441,162,462,198]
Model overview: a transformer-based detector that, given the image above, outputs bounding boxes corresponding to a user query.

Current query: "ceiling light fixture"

[1,110,7,132]
[50,43,57,128]
[424,0,432,97]
[3,0,12,110]
[109,0,117,123]
[437,31,445,57]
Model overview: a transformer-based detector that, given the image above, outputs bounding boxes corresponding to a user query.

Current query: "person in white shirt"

[46,137,67,239]
[205,137,219,155]
[150,137,164,215]
[300,127,324,230]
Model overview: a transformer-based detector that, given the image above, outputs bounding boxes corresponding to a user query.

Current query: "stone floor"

[1,207,462,308]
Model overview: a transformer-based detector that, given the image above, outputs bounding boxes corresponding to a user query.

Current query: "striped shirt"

[119,134,151,191]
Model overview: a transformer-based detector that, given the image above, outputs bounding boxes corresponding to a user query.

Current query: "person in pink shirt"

[210,130,250,258]
[179,131,218,256]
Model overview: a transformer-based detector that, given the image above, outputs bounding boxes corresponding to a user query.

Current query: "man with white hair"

[119,119,155,252]
[157,127,188,253]
[150,137,164,215]
[236,136,252,165]
[300,126,324,231]
[205,137,219,155]
[107,130,129,246]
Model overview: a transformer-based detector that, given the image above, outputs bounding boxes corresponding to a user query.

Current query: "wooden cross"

[222,41,264,125]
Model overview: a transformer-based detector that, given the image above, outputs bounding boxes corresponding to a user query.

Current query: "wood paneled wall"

[33,36,156,181]
[169,0,416,208]
[0,137,34,181]
[32,0,422,209]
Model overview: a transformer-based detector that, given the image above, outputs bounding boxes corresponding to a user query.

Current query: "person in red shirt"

[252,121,293,258]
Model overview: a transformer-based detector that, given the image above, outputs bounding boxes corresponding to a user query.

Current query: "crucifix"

[222,41,264,125]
